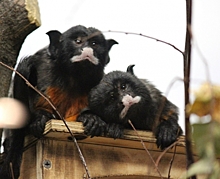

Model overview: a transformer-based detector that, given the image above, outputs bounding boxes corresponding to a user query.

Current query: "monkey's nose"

[119,101,124,107]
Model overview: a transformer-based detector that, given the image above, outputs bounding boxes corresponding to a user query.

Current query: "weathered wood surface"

[23,120,186,154]
[19,120,217,179]
[0,0,41,97]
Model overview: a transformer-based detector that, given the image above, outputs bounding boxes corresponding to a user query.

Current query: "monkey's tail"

[0,128,25,179]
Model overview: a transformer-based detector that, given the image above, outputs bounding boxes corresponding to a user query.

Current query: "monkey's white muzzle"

[120,94,141,119]
[70,47,99,65]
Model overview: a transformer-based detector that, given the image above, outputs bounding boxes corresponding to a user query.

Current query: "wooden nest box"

[20,120,187,179]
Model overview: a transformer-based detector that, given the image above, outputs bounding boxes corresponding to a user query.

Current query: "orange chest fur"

[35,87,88,121]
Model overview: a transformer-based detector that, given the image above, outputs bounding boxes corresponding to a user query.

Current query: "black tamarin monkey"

[0,25,117,179]
[77,65,182,149]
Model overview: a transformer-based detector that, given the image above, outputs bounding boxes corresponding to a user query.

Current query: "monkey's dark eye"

[74,38,82,44]
[121,84,126,90]
[91,41,96,46]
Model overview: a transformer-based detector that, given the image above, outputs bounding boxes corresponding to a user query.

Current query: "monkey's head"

[46,25,118,90]
[47,25,118,65]
[88,71,155,125]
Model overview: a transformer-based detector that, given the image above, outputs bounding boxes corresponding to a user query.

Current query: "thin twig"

[0,62,91,179]
[9,162,15,179]
[103,30,185,57]
[167,145,177,179]
[155,138,185,167]
[164,77,184,97]
[128,120,164,179]
[191,39,211,83]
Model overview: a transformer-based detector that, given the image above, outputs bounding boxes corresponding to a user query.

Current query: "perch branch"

[0,62,91,179]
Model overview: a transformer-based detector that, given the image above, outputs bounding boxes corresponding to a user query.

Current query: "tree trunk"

[0,0,41,149]
[0,0,41,98]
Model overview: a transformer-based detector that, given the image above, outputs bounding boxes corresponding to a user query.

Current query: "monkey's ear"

[126,64,135,75]
[104,39,118,65]
[106,39,118,51]
[46,30,62,59]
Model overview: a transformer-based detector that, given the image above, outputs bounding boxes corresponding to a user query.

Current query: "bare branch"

[103,30,185,57]
[184,1,196,178]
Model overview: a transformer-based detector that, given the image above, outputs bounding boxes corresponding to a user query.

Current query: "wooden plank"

[29,120,185,153]
[39,139,185,178]
[19,120,216,179]
[23,120,186,155]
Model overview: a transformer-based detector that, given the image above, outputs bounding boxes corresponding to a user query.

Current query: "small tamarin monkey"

[77,65,182,150]
[0,25,118,179]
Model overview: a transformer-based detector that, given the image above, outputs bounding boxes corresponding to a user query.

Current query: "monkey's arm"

[13,56,52,138]
[154,100,182,150]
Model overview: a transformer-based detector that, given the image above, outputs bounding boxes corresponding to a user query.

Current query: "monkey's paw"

[155,120,182,150]
[29,111,51,138]
[77,112,106,137]
[105,123,124,139]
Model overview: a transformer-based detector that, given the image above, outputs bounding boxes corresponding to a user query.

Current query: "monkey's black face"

[51,25,117,71]
[88,71,153,124]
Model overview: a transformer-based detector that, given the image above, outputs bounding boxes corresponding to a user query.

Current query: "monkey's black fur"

[78,66,182,150]
[0,25,117,179]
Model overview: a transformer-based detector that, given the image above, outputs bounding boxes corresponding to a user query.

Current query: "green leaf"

[181,159,220,179]
[192,122,220,157]
[185,159,212,177]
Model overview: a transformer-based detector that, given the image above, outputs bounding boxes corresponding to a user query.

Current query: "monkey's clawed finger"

[29,111,51,138]
[77,112,106,137]
[87,117,106,137]
[106,123,124,139]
